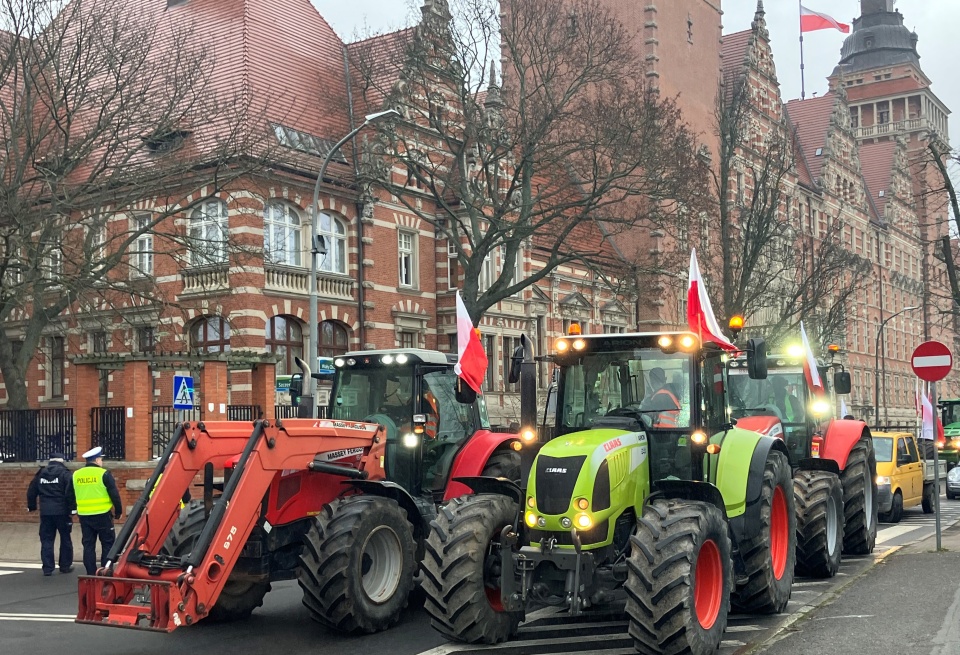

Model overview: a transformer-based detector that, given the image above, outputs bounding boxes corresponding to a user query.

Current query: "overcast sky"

[312,0,957,146]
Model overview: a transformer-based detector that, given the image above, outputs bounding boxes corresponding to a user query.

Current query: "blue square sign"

[173,375,195,410]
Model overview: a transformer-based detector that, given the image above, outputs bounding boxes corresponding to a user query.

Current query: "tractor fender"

[721,433,789,548]
[797,458,841,476]
[735,415,784,439]
[443,429,519,501]
[341,479,429,540]
[822,419,871,471]
[647,479,728,518]
[452,476,524,504]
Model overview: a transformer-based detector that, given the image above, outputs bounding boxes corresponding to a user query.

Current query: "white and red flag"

[454,291,488,394]
[800,5,851,34]
[800,321,825,394]
[686,249,736,351]
[921,390,946,445]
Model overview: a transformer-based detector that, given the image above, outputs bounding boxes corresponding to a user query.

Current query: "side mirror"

[746,338,768,380]
[289,374,303,407]
[508,344,524,384]
[833,371,852,395]
[454,376,478,404]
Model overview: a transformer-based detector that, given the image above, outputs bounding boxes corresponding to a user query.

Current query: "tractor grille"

[535,455,586,515]
[529,520,609,547]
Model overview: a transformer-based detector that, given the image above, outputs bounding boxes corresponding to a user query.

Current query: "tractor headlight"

[560,517,572,529]
[525,512,538,527]
[521,428,537,443]
[396,354,409,364]
[576,497,589,510]
[402,433,419,448]
[382,355,394,365]
[556,339,570,353]
[572,338,586,351]
[812,400,830,416]
[575,514,592,529]
[876,476,891,486]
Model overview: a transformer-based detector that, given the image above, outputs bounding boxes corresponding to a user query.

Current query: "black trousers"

[38,514,73,573]
[78,512,115,575]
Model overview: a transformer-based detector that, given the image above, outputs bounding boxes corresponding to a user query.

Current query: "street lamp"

[305,109,399,414]
[874,304,921,425]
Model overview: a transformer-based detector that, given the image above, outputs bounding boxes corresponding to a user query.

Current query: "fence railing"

[274,405,327,420]
[227,405,263,422]
[91,407,126,460]
[0,408,75,462]
[152,405,201,459]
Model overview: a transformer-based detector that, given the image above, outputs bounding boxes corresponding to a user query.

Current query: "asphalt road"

[1,499,958,655]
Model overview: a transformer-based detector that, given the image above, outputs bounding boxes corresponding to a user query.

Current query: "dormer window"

[144,130,190,154]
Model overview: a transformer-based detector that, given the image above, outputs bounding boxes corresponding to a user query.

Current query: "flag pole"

[799,0,806,100]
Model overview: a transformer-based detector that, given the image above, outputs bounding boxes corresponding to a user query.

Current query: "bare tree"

[0,0,267,409]
[350,0,707,322]
[923,142,960,309]
[711,76,869,345]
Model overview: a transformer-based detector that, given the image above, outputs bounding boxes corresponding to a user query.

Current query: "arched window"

[189,199,228,265]
[317,212,346,274]
[264,202,302,266]
[318,320,349,357]
[266,316,303,377]
[190,316,231,353]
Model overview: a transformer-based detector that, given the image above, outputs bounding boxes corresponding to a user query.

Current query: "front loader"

[423,331,797,655]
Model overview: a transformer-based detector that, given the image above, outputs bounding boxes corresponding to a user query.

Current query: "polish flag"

[800,321,824,394]
[800,5,850,34]
[454,291,488,394]
[920,391,944,445]
[686,250,735,351]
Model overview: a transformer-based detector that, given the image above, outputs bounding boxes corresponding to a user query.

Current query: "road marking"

[0,571,20,576]
[791,580,830,587]
[720,640,746,647]
[877,524,922,544]
[724,625,762,633]
[0,561,43,569]
[0,612,75,623]
[813,614,875,620]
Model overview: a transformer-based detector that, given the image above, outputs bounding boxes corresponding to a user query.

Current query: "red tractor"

[727,351,878,578]
[77,348,521,633]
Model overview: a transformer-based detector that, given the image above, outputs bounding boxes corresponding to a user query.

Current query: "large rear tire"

[298,496,417,634]
[482,449,521,482]
[732,449,795,614]
[840,437,878,555]
[625,499,732,655]
[163,500,271,621]
[794,470,844,578]
[422,494,522,644]
[922,484,935,514]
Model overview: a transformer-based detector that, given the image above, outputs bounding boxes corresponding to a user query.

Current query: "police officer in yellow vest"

[67,447,123,575]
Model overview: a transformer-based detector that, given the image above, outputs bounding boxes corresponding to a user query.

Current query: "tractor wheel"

[840,437,878,555]
[481,448,521,482]
[298,496,417,634]
[422,494,522,644]
[794,470,844,579]
[625,499,732,655]
[163,500,271,621]
[922,484,935,514]
[732,449,795,614]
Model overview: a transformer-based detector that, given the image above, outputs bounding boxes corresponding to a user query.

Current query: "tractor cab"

[328,349,490,496]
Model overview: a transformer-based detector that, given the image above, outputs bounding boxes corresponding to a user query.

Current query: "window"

[137,326,155,353]
[89,223,106,262]
[502,336,520,392]
[190,316,231,353]
[266,316,303,377]
[264,202,301,266]
[479,251,495,292]
[50,337,64,399]
[44,242,63,282]
[736,172,744,205]
[483,335,496,392]
[535,316,547,388]
[317,212,347,274]
[189,199,228,265]
[91,331,107,354]
[398,231,416,288]
[878,108,890,124]
[603,325,626,334]
[133,214,153,276]
[447,333,458,353]
[399,331,416,349]
[319,320,349,357]
[447,242,459,289]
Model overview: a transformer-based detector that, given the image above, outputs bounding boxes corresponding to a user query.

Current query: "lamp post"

[305,109,399,414]
[874,304,921,425]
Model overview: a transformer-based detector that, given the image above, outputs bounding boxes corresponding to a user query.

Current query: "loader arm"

[77,418,382,632]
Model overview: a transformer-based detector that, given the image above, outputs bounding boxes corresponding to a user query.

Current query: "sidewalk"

[0,521,127,564]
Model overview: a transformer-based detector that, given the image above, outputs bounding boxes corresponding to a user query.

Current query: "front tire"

[794,470,844,578]
[298,496,417,634]
[732,449,795,614]
[840,437,878,555]
[626,499,732,655]
[422,494,522,644]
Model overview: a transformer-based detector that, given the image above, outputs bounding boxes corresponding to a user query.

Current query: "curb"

[733,545,903,655]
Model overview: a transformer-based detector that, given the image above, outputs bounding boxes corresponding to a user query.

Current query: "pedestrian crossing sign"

[173,375,195,410]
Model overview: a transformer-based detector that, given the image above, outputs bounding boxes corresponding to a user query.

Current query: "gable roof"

[721,29,753,105]
[346,28,415,116]
[784,94,836,186]
[858,139,897,218]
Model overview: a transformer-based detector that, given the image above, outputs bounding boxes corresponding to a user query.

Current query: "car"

[873,431,944,522]
[947,464,960,500]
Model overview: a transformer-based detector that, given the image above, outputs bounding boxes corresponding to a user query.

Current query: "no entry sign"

[912,340,953,382]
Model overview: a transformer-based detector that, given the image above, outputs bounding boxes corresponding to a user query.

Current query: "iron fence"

[274,405,327,420]
[91,407,126,460]
[0,408,75,462]
[152,405,201,458]
[227,405,263,422]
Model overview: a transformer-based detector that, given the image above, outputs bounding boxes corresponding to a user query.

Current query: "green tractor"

[423,332,796,654]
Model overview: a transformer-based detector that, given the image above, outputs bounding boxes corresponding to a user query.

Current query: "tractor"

[77,348,521,634]
[422,331,796,655]
[727,348,878,578]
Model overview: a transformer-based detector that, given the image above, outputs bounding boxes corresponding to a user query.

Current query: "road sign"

[912,340,953,382]
[173,375,195,410]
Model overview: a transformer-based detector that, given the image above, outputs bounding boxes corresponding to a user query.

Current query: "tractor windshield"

[558,349,691,431]
[728,368,807,425]
[330,365,414,438]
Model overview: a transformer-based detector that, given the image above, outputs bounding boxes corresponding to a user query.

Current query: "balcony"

[855,117,946,141]
[181,264,229,295]
[265,263,355,301]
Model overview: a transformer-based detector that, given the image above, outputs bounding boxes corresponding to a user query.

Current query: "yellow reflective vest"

[72,466,113,515]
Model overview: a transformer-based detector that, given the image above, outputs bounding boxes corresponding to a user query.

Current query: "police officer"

[26,452,75,576]
[68,447,122,575]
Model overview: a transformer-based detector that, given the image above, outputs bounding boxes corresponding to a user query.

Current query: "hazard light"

[567,323,582,336]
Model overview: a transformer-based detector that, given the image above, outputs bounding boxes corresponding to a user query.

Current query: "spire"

[484,61,502,109]
[752,1,768,39]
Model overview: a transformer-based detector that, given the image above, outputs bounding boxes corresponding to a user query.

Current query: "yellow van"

[873,431,939,523]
